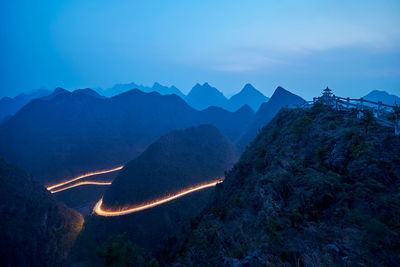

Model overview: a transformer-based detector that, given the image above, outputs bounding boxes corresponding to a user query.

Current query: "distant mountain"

[0,88,254,185]
[0,159,83,267]
[226,83,269,112]
[72,88,104,98]
[197,104,255,143]
[237,86,305,149]
[363,90,400,106]
[151,82,185,98]
[103,124,237,208]
[185,82,228,110]
[99,82,185,98]
[0,88,51,122]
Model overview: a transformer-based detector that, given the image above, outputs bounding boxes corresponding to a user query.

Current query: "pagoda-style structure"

[321,86,335,106]
[322,87,333,98]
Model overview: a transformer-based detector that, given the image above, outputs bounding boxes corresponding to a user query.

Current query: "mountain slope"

[185,83,228,110]
[364,90,400,105]
[171,105,400,266]
[70,125,237,264]
[227,83,269,112]
[151,82,185,98]
[237,86,304,149]
[0,159,83,267]
[0,89,253,185]
[0,88,51,122]
[103,124,237,208]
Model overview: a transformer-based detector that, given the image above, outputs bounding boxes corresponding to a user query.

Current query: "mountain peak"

[364,90,400,105]
[275,86,287,93]
[235,104,255,115]
[225,84,268,112]
[270,86,299,99]
[54,87,69,95]
[185,83,227,110]
[242,83,256,92]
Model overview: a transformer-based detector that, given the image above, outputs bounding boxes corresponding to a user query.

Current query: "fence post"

[377,101,382,118]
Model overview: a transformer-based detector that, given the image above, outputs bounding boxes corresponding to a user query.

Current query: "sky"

[1,0,400,99]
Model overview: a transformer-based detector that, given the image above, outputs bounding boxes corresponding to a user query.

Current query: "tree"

[360,109,376,135]
[96,233,159,267]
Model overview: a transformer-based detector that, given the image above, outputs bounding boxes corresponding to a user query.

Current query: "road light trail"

[50,181,113,194]
[93,179,223,217]
[46,166,123,191]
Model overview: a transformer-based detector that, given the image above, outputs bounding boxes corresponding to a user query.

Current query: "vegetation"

[96,234,159,267]
[0,159,84,267]
[170,105,400,266]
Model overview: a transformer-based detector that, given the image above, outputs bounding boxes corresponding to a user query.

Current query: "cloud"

[209,52,287,73]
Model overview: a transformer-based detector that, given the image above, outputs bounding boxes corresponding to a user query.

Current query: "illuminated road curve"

[46,166,123,191]
[93,179,223,217]
[50,181,113,194]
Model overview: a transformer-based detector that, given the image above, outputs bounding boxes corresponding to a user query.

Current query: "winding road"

[49,181,113,193]
[46,166,123,193]
[46,166,223,216]
[93,179,222,216]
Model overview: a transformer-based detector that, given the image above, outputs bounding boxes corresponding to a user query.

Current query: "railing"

[291,95,400,135]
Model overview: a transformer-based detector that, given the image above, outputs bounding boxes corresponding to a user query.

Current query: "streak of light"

[93,179,223,216]
[50,181,113,194]
[46,166,123,191]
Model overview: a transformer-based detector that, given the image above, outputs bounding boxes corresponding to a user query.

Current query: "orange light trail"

[93,179,223,217]
[46,166,123,191]
[50,181,113,194]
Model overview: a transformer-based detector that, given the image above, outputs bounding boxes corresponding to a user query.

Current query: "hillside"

[0,159,84,267]
[0,88,253,185]
[103,124,237,208]
[237,86,304,149]
[171,104,400,266]
[70,125,237,264]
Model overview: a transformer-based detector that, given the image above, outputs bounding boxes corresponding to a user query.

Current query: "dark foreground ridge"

[170,104,400,266]
[0,159,84,267]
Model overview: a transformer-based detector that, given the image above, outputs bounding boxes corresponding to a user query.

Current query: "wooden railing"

[291,95,400,135]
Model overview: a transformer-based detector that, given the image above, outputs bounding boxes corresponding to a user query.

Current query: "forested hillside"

[172,104,400,266]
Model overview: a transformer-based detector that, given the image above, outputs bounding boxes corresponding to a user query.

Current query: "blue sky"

[1,0,399,99]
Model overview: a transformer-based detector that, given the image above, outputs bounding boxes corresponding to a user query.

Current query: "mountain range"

[0,88,254,185]
[0,88,51,122]
[97,81,270,112]
[97,82,185,98]
[184,82,269,112]
[2,82,399,266]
